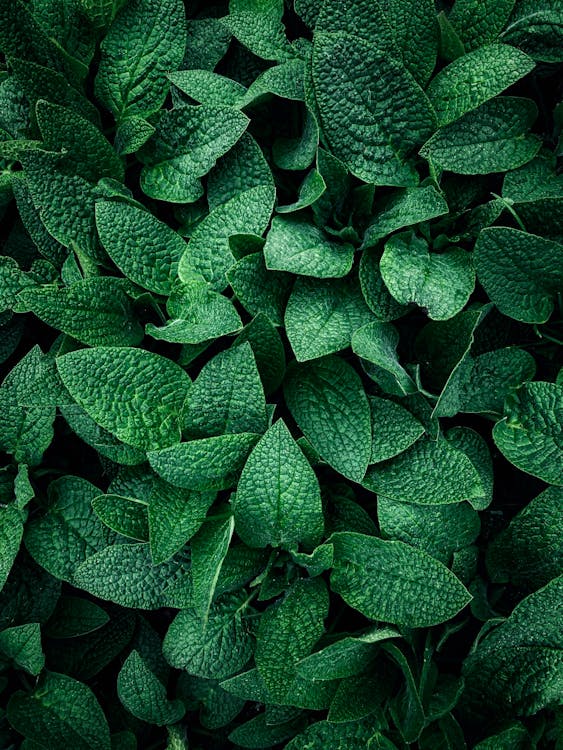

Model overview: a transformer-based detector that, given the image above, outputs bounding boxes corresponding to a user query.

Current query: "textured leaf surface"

[380,233,475,320]
[369,397,425,463]
[255,578,329,702]
[163,592,254,679]
[57,347,191,450]
[331,533,472,627]
[474,227,563,323]
[427,44,534,125]
[95,0,186,119]
[285,276,373,361]
[7,671,111,750]
[264,216,354,278]
[364,438,484,505]
[96,201,187,294]
[234,420,323,550]
[420,97,541,174]
[15,279,142,346]
[313,32,435,185]
[493,381,563,484]
[117,651,184,726]
[463,577,563,717]
[148,434,259,490]
[182,344,267,438]
[284,357,372,481]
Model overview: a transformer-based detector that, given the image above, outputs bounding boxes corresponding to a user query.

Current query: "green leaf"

[255,578,329,702]
[242,59,305,106]
[178,184,275,290]
[501,0,563,63]
[463,576,563,717]
[139,105,249,202]
[364,437,484,505]
[487,486,563,591]
[221,0,293,62]
[96,201,187,295]
[44,596,109,639]
[182,343,267,438]
[234,419,324,550]
[427,43,534,126]
[147,280,242,344]
[449,0,516,51]
[493,381,563,485]
[0,623,44,675]
[446,426,494,511]
[264,216,354,278]
[15,278,143,347]
[57,347,191,450]
[284,356,372,482]
[35,100,124,182]
[163,591,255,679]
[168,69,247,107]
[316,0,438,86]
[369,397,425,463]
[378,497,480,563]
[297,626,398,681]
[331,532,472,627]
[148,433,259,491]
[95,0,186,120]
[352,322,416,396]
[380,233,475,321]
[0,503,24,589]
[148,483,215,564]
[24,476,118,582]
[420,97,541,174]
[285,275,374,361]
[474,227,563,323]
[228,713,304,749]
[227,250,292,326]
[117,650,185,726]
[7,671,111,750]
[191,515,235,620]
[92,495,149,541]
[362,186,448,247]
[313,32,435,185]
[234,314,287,394]
[72,542,188,609]
[473,723,533,750]
[285,718,388,749]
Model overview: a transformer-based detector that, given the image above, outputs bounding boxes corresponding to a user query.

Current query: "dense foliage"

[0,0,562,748]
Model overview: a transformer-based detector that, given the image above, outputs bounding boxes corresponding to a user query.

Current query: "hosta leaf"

[57,347,191,450]
[284,356,372,482]
[233,419,324,550]
[493,381,563,484]
[331,532,472,627]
